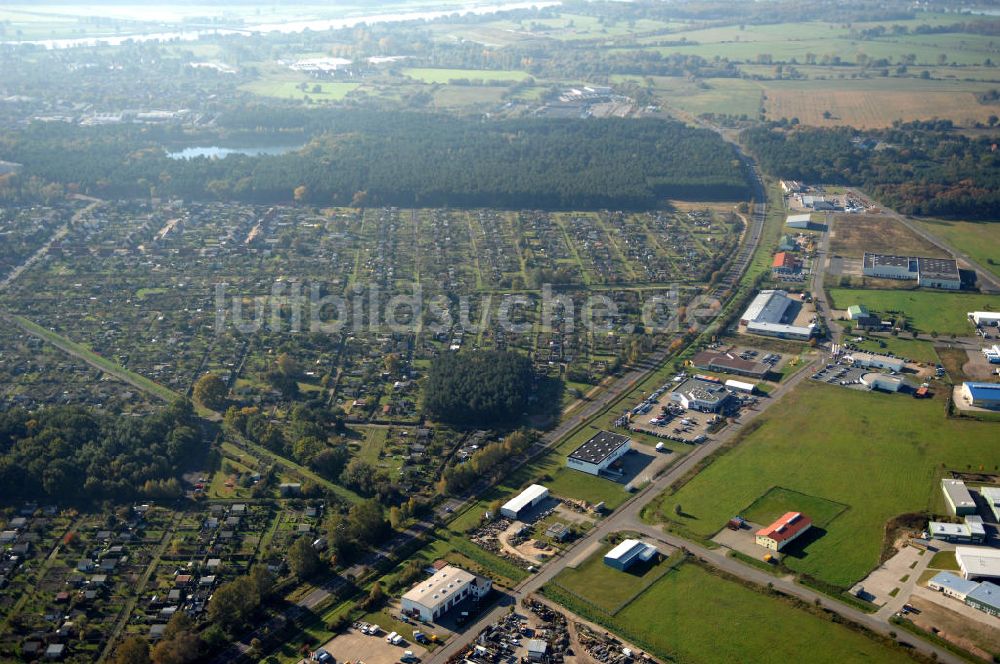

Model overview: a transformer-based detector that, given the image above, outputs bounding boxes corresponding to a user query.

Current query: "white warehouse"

[970,311,1000,326]
[500,484,549,520]
[401,565,492,622]
[848,352,905,372]
[567,431,631,476]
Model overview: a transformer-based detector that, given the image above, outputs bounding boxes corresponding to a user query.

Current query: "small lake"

[165,145,303,160]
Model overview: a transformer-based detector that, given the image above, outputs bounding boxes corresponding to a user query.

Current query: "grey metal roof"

[569,431,630,465]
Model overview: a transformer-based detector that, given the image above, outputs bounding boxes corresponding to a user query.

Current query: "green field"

[845,336,940,365]
[646,381,1000,587]
[742,487,848,529]
[403,68,532,84]
[829,288,1000,336]
[240,79,360,101]
[548,561,914,664]
[549,543,673,613]
[914,219,1000,282]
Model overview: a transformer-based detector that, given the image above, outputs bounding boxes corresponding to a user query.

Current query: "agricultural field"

[846,336,941,365]
[548,542,675,613]
[829,288,1000,336]
[645,381,1000,588]
[763,77,1000,128]
[547,559,915,664]
[830,213,945,259]
[402,67,533,83]
[240,79,360,102]
[913,218,1000,281]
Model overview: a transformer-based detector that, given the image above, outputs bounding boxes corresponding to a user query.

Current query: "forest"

[745,124,1000,219]
[423,350,536,427]
[0,399,199,502]
[0,111,750,209]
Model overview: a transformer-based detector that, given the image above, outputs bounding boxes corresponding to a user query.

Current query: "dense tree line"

[0,399,199,502]
[745,124,1000,219]
[423,350,536,426]
[437,430,534,495]
[0,111,749,209]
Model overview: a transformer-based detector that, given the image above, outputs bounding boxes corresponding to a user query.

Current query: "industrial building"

[670,377,734,412]
[927,572,1000,617]
[966,582,1000,617]
[690,350,771,379]
[957,546,1000,582]
[566,431,631,476]
[725,379,756,394]
[970,311,1000,327]
[928,515,986,544]
[981,487,1000,521]
[401,565,492,622]
[500,484,549,520]
[846,305,870,321]
[862,253,961,289]
[771,251,801,276]
[928,571,981,601]
[755,512,812,552]
[740,289,814,340]
[960,382,1000,410]
[785,213,812,229]
[603,539,658,571]
[860,373,905,393]
[942,479,977,516]
[982,345,1000,364]
[848,352,905,373]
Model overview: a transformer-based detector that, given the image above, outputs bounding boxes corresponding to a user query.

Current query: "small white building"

[725,379,756,394]
[401,565,492,622]
[860,372,904,393]
[500,485,549,520]
[785,213,812,229]
[848,352,904,372]
[603,539,658,571]
[970,311,1000,327]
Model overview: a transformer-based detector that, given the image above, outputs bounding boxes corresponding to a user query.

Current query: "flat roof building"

[860,372,905,393]
[604,539,658,571]
[957,546,1000,581]
[942,479,977,516]
[670,377,734,413]
[981,487,1000,521]
[982,345,1000,364]
[500,485,549,520]
[966,581,1000,617]
[740,290,814,340]
[785,213,812,229]
[928,515,986,544]
[755,512,812,552]
[567,431,631,476]
[862,252,960,289]
[928,571,981,601]
[690,350,771,379]
[401,565,492,622]
[725,379,756,393]
[961,382,1000,410]
[970,311,1000,326]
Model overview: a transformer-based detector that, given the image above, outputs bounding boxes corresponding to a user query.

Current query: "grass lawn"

[402,67,532,83]
[928,551,959,571]
[645,381,1000,588]
[742,487,848,529]
[241,79,360,101]
[549,561,915,664]
[913,218,1000,282]
[848,336,940,365]
[550,544,672,613]
[828,288,1000,336]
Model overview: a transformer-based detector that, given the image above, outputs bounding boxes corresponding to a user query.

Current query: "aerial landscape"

[1,0,1000,662]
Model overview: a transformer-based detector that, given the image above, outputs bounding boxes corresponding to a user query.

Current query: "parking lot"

[809,363,869,389]
[312,625,430,664]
